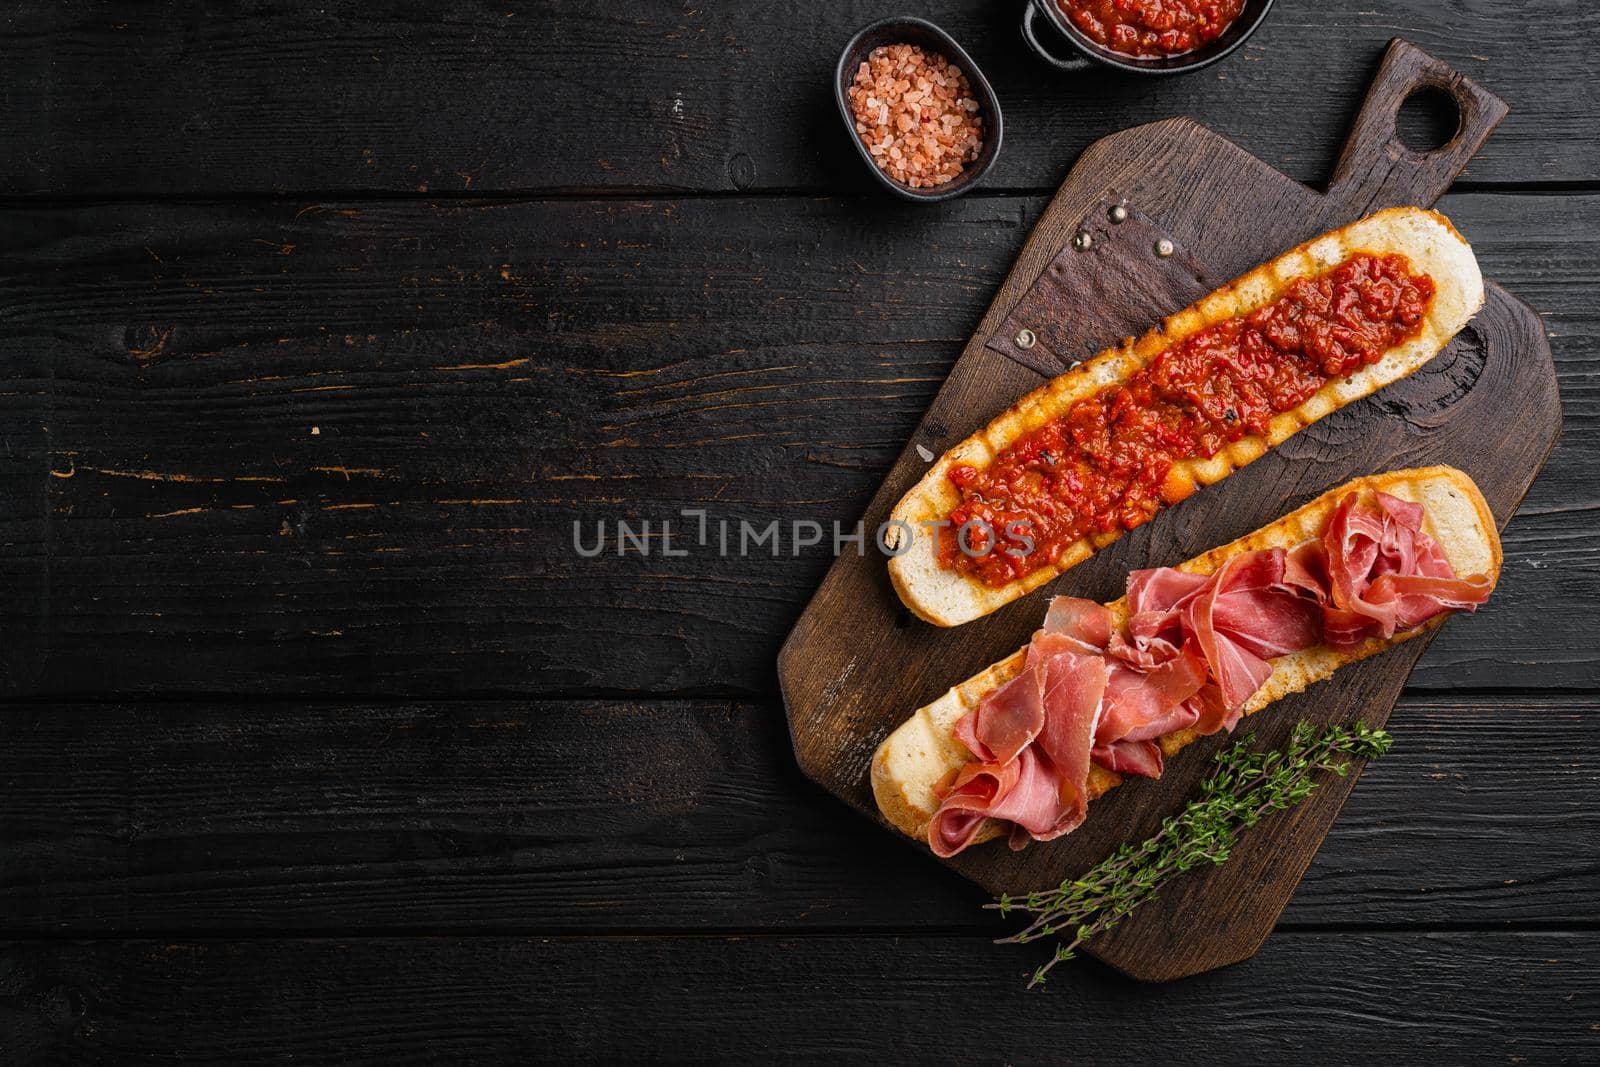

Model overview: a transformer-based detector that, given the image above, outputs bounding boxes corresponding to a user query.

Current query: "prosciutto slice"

[1097,648,1207,744]
[953,660,1044,766]
[929,747,1058,858]
[1120,567,1209,665]
[1042,596,1116,649]
[1091,738,1165,778]
[1029,645,1109,842]
[1181,549,1323,710]
[1320,490,1492,650]
[928,488,1491,858]
[930,646,1105,858]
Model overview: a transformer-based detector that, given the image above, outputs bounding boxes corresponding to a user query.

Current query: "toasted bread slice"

[888,207,1485,628]
[872,466,1500,849]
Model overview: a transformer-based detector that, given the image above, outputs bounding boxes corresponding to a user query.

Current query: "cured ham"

[1318,490,1493,649]
[953,663,1043,766]
[1091,738,1165,779]
[1183,550,1323,709]
[930,747,1057,858]
[1030,647,1108,838]
[928,487,1490,858]
[930,643,1106,858]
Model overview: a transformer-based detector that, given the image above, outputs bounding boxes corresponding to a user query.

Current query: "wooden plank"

[2,698,1593,935]
[0,191,1592,699]
[779,82,1563,981]
[1,932,1595,1061]
[1,2,1596,196]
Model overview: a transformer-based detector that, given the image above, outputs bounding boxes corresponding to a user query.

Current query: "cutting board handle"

[1326,39,1508,214]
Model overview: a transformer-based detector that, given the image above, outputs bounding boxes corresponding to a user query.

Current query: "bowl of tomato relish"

[1022,0,1274,75]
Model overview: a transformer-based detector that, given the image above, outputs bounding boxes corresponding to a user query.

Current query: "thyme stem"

[991,720,1393,988]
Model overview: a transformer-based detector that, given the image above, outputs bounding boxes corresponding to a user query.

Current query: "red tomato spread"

[1058,0,1247,58]
[939,253,1435,587]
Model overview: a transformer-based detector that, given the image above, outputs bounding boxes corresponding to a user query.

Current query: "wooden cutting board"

[778,40,1560,982]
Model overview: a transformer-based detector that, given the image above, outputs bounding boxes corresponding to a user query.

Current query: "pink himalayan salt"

[847,43,983,190]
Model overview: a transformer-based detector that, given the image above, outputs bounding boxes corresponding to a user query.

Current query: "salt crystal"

[845,42,983,190]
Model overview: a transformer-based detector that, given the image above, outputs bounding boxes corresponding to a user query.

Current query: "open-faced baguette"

[889,207,1485,628]
[872,465,1501,849]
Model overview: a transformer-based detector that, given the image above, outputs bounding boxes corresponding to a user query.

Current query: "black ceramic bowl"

[835,16,1003,202]
[1021,0,1274,75]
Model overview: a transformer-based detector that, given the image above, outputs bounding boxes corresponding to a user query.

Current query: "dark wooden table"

[1,3,1596,1062]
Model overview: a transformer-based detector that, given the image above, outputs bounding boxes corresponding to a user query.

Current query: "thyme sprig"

[989,720,1393,988]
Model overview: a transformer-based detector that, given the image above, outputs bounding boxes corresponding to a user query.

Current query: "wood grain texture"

[0,4,1593,1053]
[1,932,1596,1063]
[780,47,1561,980]
[0,698,1594,937]
[0,191,1593,700]
[1,1,1596,196]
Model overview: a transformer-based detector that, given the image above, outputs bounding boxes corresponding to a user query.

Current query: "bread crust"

[888,207,1485,628]
[871,465,1501,849]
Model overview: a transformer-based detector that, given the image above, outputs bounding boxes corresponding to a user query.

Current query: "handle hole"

[1396,86,1462,154]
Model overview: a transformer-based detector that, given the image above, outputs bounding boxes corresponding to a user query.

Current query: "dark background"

[0,1,1596,1061]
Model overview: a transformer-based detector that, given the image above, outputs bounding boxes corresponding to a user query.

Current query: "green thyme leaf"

[997,720,1393,988]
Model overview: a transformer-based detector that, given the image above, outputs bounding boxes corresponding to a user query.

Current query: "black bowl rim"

[1031,0,1275,76]
[834,15,1004,202]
